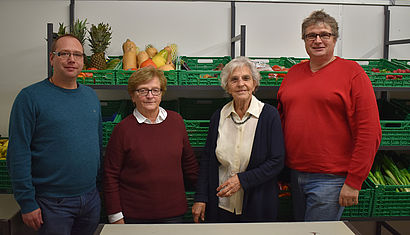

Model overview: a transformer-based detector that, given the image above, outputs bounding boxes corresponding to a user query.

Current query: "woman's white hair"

[220,56,260,91]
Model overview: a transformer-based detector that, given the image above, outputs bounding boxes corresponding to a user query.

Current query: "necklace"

[230,113,251,125]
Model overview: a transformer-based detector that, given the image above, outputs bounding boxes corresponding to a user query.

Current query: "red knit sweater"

[277,57,381,190]
[103,111,199,220]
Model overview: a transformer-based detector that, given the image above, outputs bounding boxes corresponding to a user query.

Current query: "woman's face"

[226,65,256,103]
[131,76,162,115]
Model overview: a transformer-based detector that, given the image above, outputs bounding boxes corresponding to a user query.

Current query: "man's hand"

[192,202,206,223]
[22,208,43,231]
[339,183,359,207]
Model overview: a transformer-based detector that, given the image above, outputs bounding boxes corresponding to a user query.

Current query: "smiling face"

[226,65,256,104]
[304,22,336,61]
[131,76,162,117]
[50,36,84,80]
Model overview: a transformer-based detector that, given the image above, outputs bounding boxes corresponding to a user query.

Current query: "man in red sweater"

[277,10,381,221]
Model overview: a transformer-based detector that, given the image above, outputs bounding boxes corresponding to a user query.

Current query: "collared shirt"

[133,106,167,124]
[108,106,168,223]
[216,95,264,215]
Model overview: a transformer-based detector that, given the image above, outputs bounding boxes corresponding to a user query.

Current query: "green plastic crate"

[179,98,229,120]
[287,57,310,65]
[160,100,179,113]
[341,179,374,218]
[380,120,410,146]
[77,69,116,85]
[391,59,410,69]
[101,100,133,147]
[184,191,195,222]
[249,57,294,87]
[178,56,231,70]
[368,177,410,217]
[184,120,210,147]
[115,60,179,86]
[179,70,222,86]
[0,159,12,193]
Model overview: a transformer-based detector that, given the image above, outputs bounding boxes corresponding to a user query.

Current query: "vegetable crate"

[380,120,410,146]
[184,191,195,222]
[178,56,231,70]
[179,70,222,86]
[249,57,295,86]
[367,177,410,217]
[287,57,310,65]
[350,58,410,87]
[391,59,410,69]
[115,61,179,86]
[179,98,229,120]
[184,120,210,147]
[77,69,116,85]
[101,100,133,147]
[0,159,12,193]
[341,180,374,218]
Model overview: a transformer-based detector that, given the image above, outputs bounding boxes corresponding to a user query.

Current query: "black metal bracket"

[231,1,246,58]
[383,5,410,59]
[70,0,75,31]
[376,221,402,235]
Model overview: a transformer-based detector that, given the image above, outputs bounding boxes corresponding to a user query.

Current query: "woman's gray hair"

[220,56,260,91]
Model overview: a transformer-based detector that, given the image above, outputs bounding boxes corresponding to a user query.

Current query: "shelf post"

[47,23,53,78]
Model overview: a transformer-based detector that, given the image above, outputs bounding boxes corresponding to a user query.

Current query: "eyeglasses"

[304,32,334,41]
[53,51,85,60]
[135,88,162,96]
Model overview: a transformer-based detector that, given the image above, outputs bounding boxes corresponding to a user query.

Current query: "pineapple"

[57,23,67,36]
[71,19,88,46]
[88,23,112,70]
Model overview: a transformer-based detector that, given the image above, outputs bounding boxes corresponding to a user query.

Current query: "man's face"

[304,23,336,60]
[50,37,84,79]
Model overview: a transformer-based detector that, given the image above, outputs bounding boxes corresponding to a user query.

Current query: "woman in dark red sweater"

[103,67,199,224]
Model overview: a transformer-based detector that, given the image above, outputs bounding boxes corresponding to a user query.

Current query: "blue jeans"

[36,187,101,235]
[291,170,345,221]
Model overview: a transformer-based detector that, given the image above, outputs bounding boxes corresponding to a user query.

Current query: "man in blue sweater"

[7,34,102,235]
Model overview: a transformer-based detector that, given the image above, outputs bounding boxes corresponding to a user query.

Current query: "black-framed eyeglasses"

[135,88,162,96]
[53,51,85,60]
[304,32,334,41]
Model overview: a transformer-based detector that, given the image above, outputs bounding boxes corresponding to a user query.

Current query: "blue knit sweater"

[8,79,102,214]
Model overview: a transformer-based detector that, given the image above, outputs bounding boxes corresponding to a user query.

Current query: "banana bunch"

[0,139,8,160]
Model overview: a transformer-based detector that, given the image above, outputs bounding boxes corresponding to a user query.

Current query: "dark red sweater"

[277,57,381,190]
[103,111,199,220]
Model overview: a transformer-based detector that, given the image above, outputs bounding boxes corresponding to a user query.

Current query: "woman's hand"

[216,174,241,197]
[192,202,206,223]
[112,218,125,224]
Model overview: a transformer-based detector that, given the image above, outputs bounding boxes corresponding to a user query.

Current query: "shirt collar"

[133,106,167,124]
[223,95,261,119]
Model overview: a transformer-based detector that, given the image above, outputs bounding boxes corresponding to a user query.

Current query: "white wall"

[0,0,409,136]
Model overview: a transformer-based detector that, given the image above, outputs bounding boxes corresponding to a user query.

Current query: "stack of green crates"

[0,159,12,193]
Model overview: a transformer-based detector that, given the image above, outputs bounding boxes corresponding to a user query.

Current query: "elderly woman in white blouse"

[192,56,285,223]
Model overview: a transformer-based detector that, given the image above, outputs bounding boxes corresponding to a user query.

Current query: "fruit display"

[88,22,112,70]
[126,43,178,71]
[0,139,8,160]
